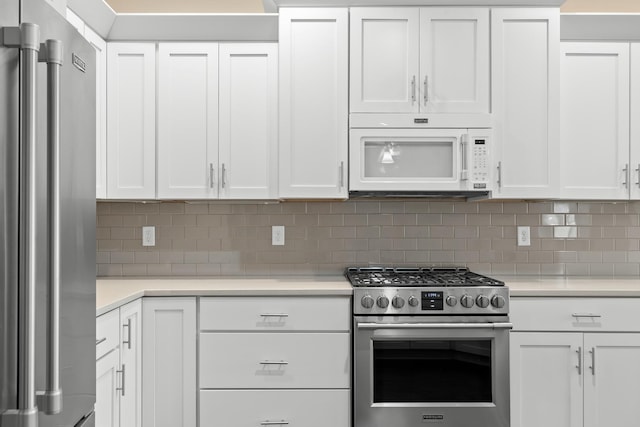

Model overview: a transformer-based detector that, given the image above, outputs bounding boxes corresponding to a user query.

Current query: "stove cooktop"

[346,267,505,288]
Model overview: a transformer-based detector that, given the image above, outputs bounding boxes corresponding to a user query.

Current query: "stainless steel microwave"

[349,127,493,196]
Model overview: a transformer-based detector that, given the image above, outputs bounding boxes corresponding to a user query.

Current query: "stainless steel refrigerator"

[1,0,96,426]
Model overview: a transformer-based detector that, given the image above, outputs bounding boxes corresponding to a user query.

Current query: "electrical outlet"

[272,225,285,246]
[142,226,155,247]
[517,226,531,247]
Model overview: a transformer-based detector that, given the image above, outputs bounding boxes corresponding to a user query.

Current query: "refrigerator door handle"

[36,38,64,416]
[1,22,41,427]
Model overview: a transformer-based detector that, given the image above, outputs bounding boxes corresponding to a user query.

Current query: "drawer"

[199,296,350,332]
[200,389,350,427]
[511,297,640,332]
[199,332,350,389]
[96,308,120,360]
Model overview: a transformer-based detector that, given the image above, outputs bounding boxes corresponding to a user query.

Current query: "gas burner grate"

[345,267,504,287]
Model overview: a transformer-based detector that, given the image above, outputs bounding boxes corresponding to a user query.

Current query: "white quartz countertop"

[96,275,640,316]
[96,276,352,316]
[501,276,640,297]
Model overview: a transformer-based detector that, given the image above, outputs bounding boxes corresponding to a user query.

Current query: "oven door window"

[373,339,492,403]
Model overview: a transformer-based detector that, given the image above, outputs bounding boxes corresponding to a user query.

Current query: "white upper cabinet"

[279,8,349,199]
[559,42,630,200]
[350,7,489,114]
[631,44,640,200]
[106,43,156,199]
[350,8,419,113]
[491,8,560,199]
[218,43,278,200]
[157,43,219,199]
[156,42,278,200]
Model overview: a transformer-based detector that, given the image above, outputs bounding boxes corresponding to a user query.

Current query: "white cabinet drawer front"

[96,308,120,360]
[200,389,350,427]
[511,298,640,332]
[200,333,350,389]
[199,297,350,331]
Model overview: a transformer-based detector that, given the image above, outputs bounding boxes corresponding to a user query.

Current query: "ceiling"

[104,0,640,13]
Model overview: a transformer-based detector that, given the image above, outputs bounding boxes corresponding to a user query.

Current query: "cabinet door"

[120,300,142,427]
[83,27,107,199]
[218,43,278,199]
[157,43,219,199]
[142,298,196,427]
[491,9,560,199]
[583,333,640,427]
[350,7,420,113]
[279,8,348,199]
[420,8,489,114]
[630,44,640,200]
[560,43,630,200]
[510,332,583,427]
[106,43,156,199]
[96,349,121,427]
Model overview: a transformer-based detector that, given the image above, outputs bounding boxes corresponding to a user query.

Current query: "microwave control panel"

[471,139,490,184]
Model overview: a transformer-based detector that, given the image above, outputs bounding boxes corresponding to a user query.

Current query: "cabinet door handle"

[623,164,630,188]
[576,347,582,375]
[259,360,289,365]
[635,164,640,187]
[116,364,126,396]
[589,347,595,376]
[209,163,215,188]
[260,313,289,318]
[497,161,502,189]
[411,75,416,104]
[221,163,227,189]
[96,337,107,346]
[260,421,289,426]
[122,318,132,350]
[339,161,345,188]
[423,75,429,106]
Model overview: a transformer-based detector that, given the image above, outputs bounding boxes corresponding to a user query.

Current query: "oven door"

[354,317,512,427]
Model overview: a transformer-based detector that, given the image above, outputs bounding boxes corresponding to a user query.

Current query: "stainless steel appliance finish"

[1,1,96,426]
[349,267,511,427]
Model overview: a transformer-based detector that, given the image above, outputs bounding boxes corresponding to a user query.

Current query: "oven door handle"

[356,322,513,330]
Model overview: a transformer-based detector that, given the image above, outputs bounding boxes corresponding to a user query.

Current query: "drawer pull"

[571,313,602,319]
[260,421,289,426]
[259,360,289,365]
[260,314,289,318]
[96,338,107,346]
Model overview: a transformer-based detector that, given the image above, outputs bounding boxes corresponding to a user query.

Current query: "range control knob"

[476,295,490,308]
[377,296,390,309]
[460,295,475,308]
[361,295,375,309]
[491,295,506,309]
[392,296,405,309]
[446,295,458,307]
[408,295,420,307]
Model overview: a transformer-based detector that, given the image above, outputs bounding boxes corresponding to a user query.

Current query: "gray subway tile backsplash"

[96,200,640,277]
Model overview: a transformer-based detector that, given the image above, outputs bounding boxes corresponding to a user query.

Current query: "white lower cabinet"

[199,296,351,427]
[200,390,350,427]
[142,298,196,427]
[95,299,142,427]
[510,298,640,427]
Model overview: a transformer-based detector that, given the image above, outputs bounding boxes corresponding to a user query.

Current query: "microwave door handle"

[36,39,64,415]
[2,23,40,425]
[460,135,469,181]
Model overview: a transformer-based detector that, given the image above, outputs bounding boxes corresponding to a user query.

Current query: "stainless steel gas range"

[347,267,511,427]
